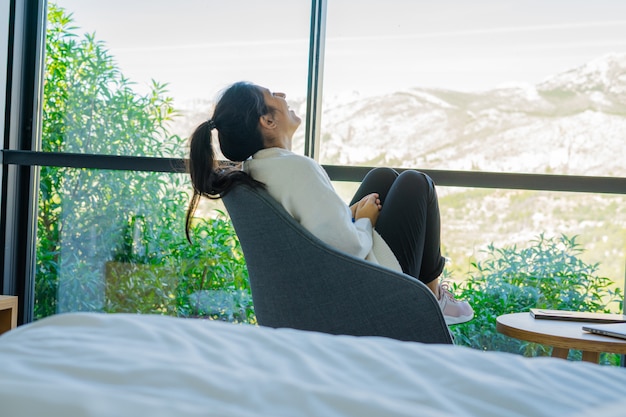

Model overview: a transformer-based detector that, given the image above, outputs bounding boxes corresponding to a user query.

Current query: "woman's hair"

[185,81,268,242]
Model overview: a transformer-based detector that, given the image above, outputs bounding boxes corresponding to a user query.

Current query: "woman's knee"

[363,167,398,183]
[395,170,436,195]
[356,168,399,202]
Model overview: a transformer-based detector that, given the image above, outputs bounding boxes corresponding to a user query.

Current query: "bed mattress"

[1,312,625,417]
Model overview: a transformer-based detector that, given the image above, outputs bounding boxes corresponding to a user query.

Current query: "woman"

[186,81,473,325]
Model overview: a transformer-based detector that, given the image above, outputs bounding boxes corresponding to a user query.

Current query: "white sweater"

[243,147,402,272]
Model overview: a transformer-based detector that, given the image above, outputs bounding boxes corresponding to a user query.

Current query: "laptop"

[582,323,626,340]
[530,308,626,323]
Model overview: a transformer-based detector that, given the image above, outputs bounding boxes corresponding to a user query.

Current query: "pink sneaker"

[438,283,474,325]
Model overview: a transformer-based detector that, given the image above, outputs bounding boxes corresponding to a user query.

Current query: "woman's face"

[261,87,301,140]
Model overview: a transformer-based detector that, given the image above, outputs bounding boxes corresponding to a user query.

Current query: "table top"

[0,295,18,309]
[497,312,626,354]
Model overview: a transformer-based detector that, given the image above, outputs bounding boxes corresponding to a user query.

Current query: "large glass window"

[12,0,624,341]
[36,167,253,321]
[323,0,626,311]
[34,0,311,317]
[323,0,626,177]
[47,0,311,157]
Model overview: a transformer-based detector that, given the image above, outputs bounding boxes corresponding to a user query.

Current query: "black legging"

[350,168,445,285]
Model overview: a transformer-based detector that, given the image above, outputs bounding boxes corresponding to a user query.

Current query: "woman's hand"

[352,193,382,226]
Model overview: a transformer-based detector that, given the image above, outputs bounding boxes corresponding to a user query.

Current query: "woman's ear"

[259,114,276,130]
[259,114,278,148]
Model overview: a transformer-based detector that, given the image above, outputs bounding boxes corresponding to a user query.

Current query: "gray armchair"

[222,184,453,344]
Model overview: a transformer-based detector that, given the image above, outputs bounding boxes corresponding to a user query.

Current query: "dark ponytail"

[185,82,267,243]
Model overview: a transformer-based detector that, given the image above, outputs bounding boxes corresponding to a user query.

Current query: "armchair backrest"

[222,183,453,344]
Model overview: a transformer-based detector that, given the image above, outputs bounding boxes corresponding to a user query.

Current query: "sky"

[54,0,626,104]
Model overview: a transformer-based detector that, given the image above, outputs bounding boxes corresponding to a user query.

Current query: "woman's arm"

[254,154,377,259]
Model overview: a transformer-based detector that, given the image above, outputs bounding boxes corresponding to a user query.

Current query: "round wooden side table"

[496,312,626,363]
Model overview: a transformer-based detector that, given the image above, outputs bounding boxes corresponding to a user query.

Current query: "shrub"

[449,234,623,365]
[37,4,255,324]
[107,210,254,323]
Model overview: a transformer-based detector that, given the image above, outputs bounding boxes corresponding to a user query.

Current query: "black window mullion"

[4,150,626,195]
[304,0,327,161]
[1,0,47,324]
[2,150,186,173]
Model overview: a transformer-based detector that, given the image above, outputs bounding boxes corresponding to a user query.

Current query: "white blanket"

[1,313,625,417]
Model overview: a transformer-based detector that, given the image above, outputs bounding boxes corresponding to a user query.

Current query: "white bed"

[1,312,625,417]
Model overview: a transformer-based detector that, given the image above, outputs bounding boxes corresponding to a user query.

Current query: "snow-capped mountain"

[310,53,626,177]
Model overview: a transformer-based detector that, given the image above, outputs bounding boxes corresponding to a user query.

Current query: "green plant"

[171,211,254,323]
[450,234,623,365]
[36,4,255,324]
[104,210,254,323]
[37,4,180,318]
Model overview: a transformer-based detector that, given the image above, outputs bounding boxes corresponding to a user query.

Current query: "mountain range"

[301,53,626,177]
[175,53,626,177]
